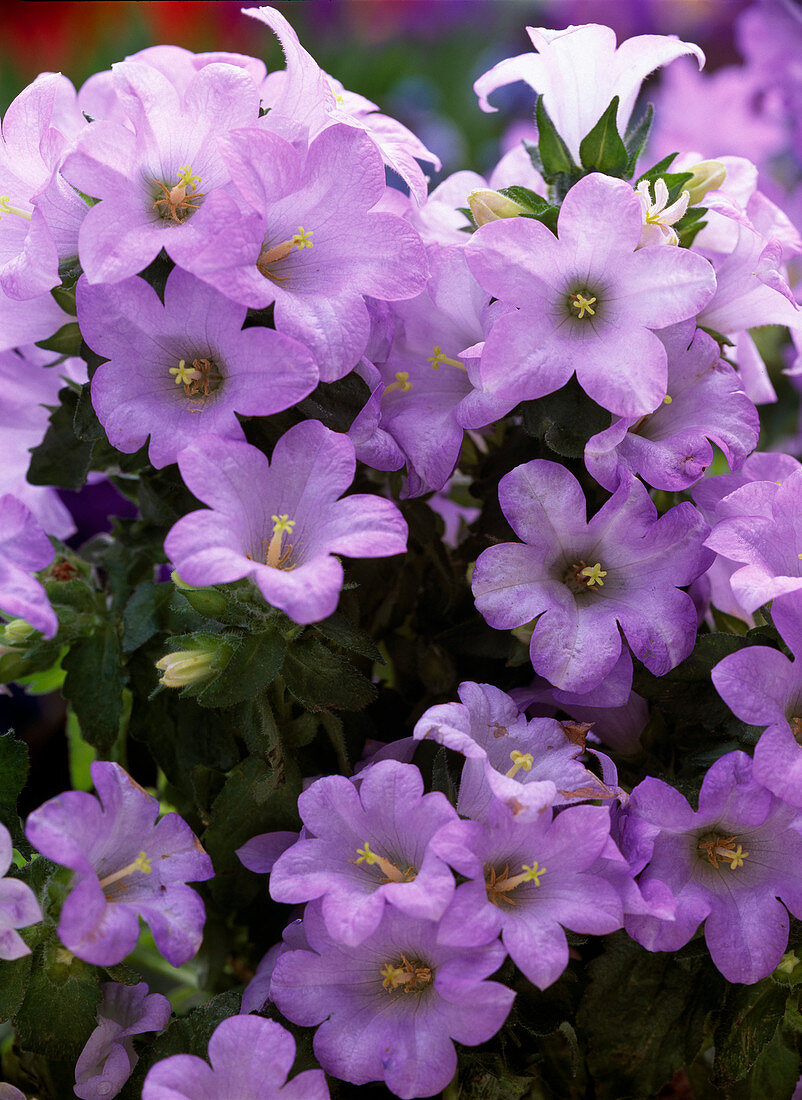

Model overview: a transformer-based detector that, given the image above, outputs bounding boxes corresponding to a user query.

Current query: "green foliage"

[62,624,126,750]
[0,731,28,836]
[579,96,628,177]
[282,633,377,712]
[26,386,94,490]
[521,379,611,459]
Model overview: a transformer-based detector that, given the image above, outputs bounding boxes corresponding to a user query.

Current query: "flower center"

[380,953,433,994]
[152,165,204,224]
[564,560,607,593]
[354,841,415,884]
[98,850,152,898]
[791,716,802,745]
[506,750,533,779]
[384,371,413,395]
[0,195,32,222]
[256,226,313,283]
[697,832,748,870]
[168,356,222,410]
[427,345,467,372]
[264,514,296,570]
[485,859,547,907]
[569,291,597,319]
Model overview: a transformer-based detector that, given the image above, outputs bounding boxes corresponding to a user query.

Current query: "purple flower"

[0,1086,25,1100]
[62,60,259,284]
[0,493,57,639]
[142,1015,329,1100]
[622,752,802,983]
[705,465,802,613]
[0,286,70,354]
[585,320,759,492]
[77,267,318,468]
[74,981,171,1100]
[474,24,704,161]
[165,422,407,625]
[169,123,427,381]
[432,801,623,989]
[25,761,214,967]
[712,589,802,808]
[472,460,712,694]
[270,901,514,1099]
[413,682,617,822]
[0,822,42,960]
[265,761,456,945]
[461,173,716,422]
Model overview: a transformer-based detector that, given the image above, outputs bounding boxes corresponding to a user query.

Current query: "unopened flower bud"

[2,619,35,644]
[683,160,727,205]
[156,647,217,688]
[468,188,525,227]
[171,570,228,617]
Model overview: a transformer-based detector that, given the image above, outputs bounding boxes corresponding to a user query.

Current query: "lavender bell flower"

[25,761,214,967]
[141,1015,329,1100]
[165,422,408,625]
[432,801,624,989]
[585,320,759,492]
[0,1086,25,1100]
[77,267,318,468]
[471,460,712,694]
[270,901,514,1099]
[712,589,802,808]
[0,493,58,639]
[461,172,716,424]
[263,761,457,946]
[0,822,42,960]
[413,682,617,822]
[74,982,171,1100]
[622,751,802,983]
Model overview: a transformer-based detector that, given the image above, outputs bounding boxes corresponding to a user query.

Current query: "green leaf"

[122,580,173,653]
[62,624,126,749]
[521,378,611,459]
[73,380,106,441]
[623,103,654,177]
[195,625,286,707]
[579,96,628,176]
[35,322,83,356]
[26,387,95,490]
[312,610,383,662]
[536,95,577,181]
[713,977,788,1086]
[0,731,28,835]
[724,1027,800,1099]
[282,634,377,712]
[50,282,77,315]
[498,185,560,234]
[14,935,101,1060]
[577,932,724,1098]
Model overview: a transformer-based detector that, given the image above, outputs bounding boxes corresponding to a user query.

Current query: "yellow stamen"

[265,514,295,569]
[380,953,432,993]
[384,371,413,395]
[0,195,32,221]
[579,562,607,587]
[176,164,202,191]
[354,841,410,883]
[291,226,313,249]
[169,359,200,386]
[486,859,547,905]
[427,345,466,371]
[570,292,597,318]
[663,395,673,405]
[697,833,748,870]
[506,750,533,778]
[98,851,152,890]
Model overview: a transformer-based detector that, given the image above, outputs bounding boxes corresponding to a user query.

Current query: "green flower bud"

[155,647,218,688]
[468,188,525,227]
[2,618,36,644]
[683,159,727,205]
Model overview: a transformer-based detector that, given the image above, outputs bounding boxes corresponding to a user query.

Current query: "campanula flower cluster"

[2,2,802,1097]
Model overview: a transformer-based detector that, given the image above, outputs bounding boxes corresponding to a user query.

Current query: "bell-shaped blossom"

[0,1086,25,1100]
[0,72,87,301]
[0,286,71,353]
[169,123,427,381]
[375,244,511,495]
[432,801,623,989]
[77,267,318,468]
[25,761,214,966]
[622,752,802,984]
[474,23,704,161]
[165,423,407,625]
[462,173,716,422]
[0,347,86,537]
[240,916,308,1016]
[62,59,260,284]
[74,981,171,1100]
[264,761,456,945]
[0,822,42,960]
[270,901,514,1099]
[413,682,617,822]
[142,1015,329,1100]
[705,466,802,613]
[472,460,712,694]
[712,590,802,808]
[0,494,58,638]
[585,321,759,492]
